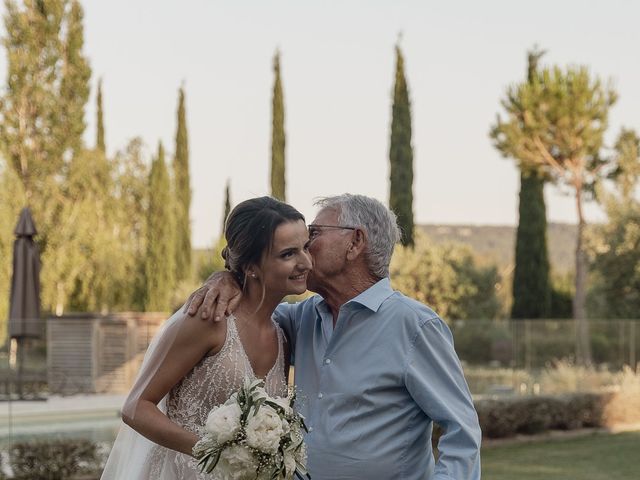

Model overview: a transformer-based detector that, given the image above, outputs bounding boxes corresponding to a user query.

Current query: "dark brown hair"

[221,196,305,286]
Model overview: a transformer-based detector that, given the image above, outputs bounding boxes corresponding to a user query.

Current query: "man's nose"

[302,251,313,270]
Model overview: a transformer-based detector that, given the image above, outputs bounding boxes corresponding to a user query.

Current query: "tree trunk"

[573,187,592,365]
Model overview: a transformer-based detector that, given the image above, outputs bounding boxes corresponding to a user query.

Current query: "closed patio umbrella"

[8,207,41,398]
[9,207,41,338]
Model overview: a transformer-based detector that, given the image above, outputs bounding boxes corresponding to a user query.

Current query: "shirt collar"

[347,277,394,312]
[314,277,395,315]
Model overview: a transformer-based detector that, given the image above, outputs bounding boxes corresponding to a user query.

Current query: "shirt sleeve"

[404,316,482,480]
[273,302,300,361]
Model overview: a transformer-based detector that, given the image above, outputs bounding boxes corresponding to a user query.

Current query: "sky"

[6,0,640,247]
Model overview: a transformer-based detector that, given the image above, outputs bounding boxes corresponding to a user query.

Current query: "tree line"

[0,0,194,344]
[0,2,637,359]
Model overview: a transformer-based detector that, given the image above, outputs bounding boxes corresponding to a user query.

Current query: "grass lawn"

[481,431,640,480]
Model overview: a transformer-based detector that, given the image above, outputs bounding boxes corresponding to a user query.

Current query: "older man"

[187,194,481,480]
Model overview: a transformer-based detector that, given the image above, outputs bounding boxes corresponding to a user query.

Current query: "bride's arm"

[122,313,225,456]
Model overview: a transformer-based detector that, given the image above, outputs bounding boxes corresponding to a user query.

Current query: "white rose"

[245,405,284,453]
[205,403,242,444]
[281,418,291,435]
[216,444,258,480]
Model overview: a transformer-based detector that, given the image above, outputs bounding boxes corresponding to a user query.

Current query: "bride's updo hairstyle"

[221,196,305,287]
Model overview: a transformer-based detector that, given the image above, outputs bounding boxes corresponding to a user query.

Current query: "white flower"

[216,444,258,480]
[245,405,284,453]
[281,418,291,435]
[205,403,242,444]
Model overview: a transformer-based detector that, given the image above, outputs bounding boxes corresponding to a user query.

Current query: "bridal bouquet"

[193,378,309,480]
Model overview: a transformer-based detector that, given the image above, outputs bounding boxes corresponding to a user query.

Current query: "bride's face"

[255,220,312,297]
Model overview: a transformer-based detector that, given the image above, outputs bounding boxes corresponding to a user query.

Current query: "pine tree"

[173,87,192,280]
[270,51,286,201]
[96,78,106,153]
[144,142,176,311]
[511,48,551,319]
[222,179,231,235]
[491,60,617,365]
[389,43,415,246]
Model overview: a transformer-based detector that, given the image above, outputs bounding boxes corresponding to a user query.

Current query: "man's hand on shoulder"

[184,271,243,321]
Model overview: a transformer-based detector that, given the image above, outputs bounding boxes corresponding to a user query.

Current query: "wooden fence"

[47,312,166,395]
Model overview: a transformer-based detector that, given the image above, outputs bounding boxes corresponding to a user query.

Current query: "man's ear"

[346,228,367,261]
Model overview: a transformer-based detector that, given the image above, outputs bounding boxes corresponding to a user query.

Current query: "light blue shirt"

[275,278,482,480]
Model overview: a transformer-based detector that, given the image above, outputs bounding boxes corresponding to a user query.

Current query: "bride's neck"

[234,284,280,327]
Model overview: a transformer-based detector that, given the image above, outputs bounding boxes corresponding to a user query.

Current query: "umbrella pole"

[16,338,24,399]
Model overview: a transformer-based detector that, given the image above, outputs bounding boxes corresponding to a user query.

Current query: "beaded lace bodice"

[147,315,287,478]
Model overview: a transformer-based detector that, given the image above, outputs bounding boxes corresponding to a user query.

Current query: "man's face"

[306,207,354,292]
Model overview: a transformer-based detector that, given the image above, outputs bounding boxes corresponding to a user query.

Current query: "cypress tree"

[172,87,192,279]
[222,179,231,235]
[144,142,176,311]
[270,50,286,201]
[96,78,106,153]
[511,48,551,319]
[59,0,91,157]
[512,170,551,318]
[491,60,616,366]
[389,43,415,246]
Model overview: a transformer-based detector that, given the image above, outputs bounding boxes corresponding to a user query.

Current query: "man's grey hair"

[314,194,401,278]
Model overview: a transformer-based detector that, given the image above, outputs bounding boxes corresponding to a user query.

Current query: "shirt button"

[318,392,324,399]
[308,426,314,432]
[324,358,331,365]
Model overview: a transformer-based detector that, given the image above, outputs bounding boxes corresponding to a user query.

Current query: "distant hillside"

[195,222,579,277]
[419,223,577,274]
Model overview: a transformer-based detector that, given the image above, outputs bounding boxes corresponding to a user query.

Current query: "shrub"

[390,231,502,321]
[474,390,639,439]
[538,359,629,393]
[602,366,640,425]
[9,438,99,480]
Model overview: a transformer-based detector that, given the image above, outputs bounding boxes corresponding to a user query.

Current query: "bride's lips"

[289,272,308,282]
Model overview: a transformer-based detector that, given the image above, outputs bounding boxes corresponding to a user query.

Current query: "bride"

[101,196,312,479]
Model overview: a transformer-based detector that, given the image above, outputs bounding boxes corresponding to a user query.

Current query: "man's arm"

[404,316,481,480]
[184,271,242,321]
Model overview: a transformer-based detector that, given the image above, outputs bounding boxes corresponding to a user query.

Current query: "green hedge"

[476,393,600,438]
[474,390,640,439]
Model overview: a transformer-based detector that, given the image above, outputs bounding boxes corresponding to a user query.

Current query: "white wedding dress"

[101,313,288,479]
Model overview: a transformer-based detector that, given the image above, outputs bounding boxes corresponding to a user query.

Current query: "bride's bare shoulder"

[173,308,228,352]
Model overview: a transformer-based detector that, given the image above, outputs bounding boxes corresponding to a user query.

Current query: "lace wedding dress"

[101,314,287,480]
